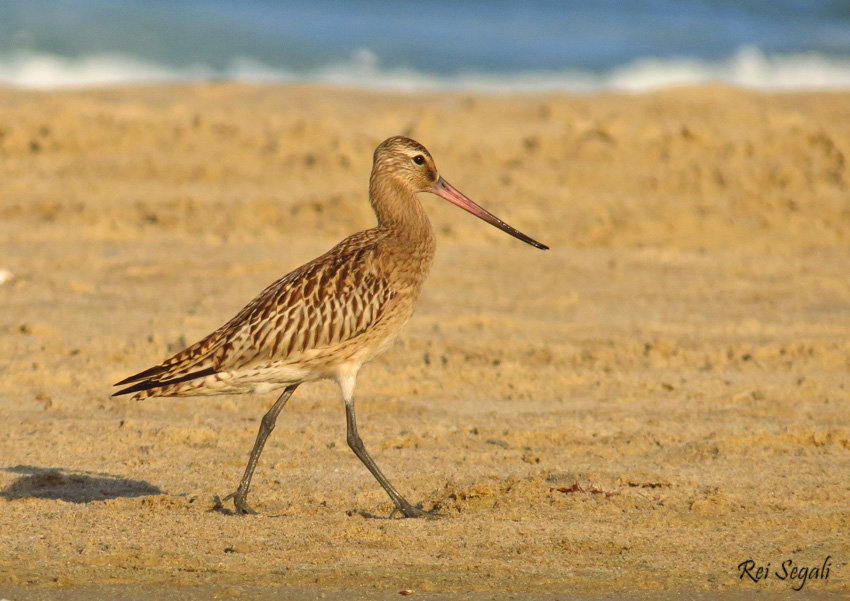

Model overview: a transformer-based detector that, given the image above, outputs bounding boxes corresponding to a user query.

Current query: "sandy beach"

[0,83,848,599]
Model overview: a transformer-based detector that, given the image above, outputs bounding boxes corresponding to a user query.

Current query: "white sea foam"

[606,47,850,91]
[0,51,205,88]
[2,47,850,92]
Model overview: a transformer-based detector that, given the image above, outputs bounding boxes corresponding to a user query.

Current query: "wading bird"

[114,136,547,518]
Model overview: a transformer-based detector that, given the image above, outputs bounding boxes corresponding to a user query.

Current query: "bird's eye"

[412,155,425,165]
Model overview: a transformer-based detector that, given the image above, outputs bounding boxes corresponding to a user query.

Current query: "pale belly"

[170,309,414,397]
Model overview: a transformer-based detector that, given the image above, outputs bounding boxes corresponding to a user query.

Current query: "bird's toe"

[223,491,257,515]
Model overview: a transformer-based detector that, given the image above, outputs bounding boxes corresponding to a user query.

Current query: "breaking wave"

[2,47,850,92]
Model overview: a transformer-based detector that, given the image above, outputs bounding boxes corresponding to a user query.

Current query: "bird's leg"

[344,397,434,518]
[224,384,298,515]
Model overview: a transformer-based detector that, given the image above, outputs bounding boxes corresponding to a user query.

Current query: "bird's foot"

[222,491,257,515]
[390,502,441,519]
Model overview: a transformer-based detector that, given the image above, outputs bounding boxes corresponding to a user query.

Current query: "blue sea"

[1,0,850,91]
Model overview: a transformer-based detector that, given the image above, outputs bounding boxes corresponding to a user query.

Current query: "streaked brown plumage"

[115,136,547,518]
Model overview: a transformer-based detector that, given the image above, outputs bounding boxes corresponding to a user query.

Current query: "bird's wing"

[114,231,395,394]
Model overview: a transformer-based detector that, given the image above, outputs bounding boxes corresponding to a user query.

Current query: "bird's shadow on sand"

[345,507,443,520]
[0,465,162,503]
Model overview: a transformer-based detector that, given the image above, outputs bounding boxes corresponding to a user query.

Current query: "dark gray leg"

[345,397,434,518]
[224,384,298,514]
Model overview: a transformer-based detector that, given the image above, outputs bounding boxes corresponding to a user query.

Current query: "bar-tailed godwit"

[114,136,547,518]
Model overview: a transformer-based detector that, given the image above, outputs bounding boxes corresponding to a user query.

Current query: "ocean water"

[1,0,850,91]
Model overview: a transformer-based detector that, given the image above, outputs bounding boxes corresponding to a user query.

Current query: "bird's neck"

[369,174,436,255]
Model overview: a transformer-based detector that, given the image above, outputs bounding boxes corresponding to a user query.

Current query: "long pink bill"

[430,177,549,250]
